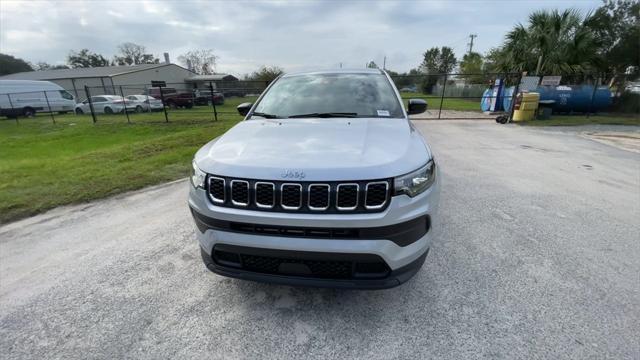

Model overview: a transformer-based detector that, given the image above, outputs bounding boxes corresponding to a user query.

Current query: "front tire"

[135,105,143,113]
[104,107,113,115]
[75,108,84,115]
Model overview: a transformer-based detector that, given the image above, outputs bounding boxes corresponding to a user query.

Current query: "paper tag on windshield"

[377,110,390,116]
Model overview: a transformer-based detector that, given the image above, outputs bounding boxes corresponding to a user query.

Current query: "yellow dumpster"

[512,92,540,122]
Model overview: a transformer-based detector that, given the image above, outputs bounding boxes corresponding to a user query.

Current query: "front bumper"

[200,245,429,289]
[188,176,440,288]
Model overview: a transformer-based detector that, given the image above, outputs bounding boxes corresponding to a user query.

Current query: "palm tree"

[495,9,599,75]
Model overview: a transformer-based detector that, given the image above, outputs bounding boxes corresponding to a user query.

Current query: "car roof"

[281,68,385,78]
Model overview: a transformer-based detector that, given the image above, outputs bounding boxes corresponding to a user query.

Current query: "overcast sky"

[1,0,602,76]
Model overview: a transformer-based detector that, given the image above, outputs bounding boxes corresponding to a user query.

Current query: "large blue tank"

[502,85,612,113]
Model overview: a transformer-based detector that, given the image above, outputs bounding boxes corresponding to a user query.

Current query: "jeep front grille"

[206,176,391,213]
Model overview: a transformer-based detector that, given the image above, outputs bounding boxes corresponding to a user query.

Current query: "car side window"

[92,97,107,103]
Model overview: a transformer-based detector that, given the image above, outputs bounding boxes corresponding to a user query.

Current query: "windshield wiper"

[251,112,279,119]
[288,112,358,118]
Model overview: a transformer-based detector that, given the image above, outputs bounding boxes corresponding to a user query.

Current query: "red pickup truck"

[145,87,194,109]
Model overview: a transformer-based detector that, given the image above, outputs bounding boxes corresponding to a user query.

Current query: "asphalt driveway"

[1,120,638,359]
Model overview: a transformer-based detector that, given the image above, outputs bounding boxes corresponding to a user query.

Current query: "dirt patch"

[582,131,640,153]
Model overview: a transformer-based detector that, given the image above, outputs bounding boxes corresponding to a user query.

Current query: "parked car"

[625,84,640,94]
[189,69,438,289]
[145,87,193,109]
[222,89,246,98]
[0,80,75,118]
[400,85,417,93]
[74,95,135,114]
[193,90,225,106]
[126,95,164,112]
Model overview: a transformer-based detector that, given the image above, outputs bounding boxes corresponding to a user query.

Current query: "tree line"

[389,0,638,91]
[0,44,283,82]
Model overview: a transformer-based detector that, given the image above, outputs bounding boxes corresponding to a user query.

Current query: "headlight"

[394,160,436,197]
[191,160,206,188]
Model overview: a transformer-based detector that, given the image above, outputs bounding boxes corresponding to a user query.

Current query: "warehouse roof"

[0,63,191,80]
[185,74,239,82]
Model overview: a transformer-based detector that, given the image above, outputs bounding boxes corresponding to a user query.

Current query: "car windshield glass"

[251,73,403,119]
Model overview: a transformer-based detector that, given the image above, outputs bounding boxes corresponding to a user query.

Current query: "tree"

[0,53,33,75]
[494,9,599,75]
[387,68,422,89]
[585,0,639,86]
[367,61,379,69]
[248,66,284,82]
[178,49,218,75]
[32,62,69,71]
[419,47,457,93]
[459,52,486,84]
[67,49,110,68]
[113,42,159,66]
[420,46,457,74]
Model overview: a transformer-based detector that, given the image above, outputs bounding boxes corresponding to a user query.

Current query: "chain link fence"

[1,73,638,124]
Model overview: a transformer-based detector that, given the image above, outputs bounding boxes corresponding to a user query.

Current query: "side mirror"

[237,102,253,116]
[407,99,427,115]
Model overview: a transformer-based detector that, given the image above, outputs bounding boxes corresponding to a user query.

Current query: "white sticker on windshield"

[377,110,390,116]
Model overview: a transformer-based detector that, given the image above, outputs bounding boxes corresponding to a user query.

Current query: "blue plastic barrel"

[502,85,612,113]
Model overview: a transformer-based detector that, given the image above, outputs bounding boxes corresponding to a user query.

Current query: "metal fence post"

[437,74,448,119]
[145,86,151,113]
[43,90,55,124]
[508,72,523,122]
[6,93,18,124]
[209,81,218,121]
[119,86,130,123]
[85,86,97,123]
[159,86,169,123]
[586,76,600,119]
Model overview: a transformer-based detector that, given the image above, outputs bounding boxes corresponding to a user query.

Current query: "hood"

[195,118,431,181]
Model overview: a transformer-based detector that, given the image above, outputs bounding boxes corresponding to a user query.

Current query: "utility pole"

[383,56,386,70]
[467,34,478,55]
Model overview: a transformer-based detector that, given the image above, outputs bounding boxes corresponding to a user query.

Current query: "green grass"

[399,92,482,112]
[517,114,640,126]
[0,97,254,224]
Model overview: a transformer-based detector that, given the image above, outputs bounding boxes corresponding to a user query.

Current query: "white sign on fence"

[541,76,562,86]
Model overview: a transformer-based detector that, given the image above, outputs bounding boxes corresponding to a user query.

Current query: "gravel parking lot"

[1,120,638,359]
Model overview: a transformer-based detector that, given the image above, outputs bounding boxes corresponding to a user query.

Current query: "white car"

[74,95,135,115]
[126,95,164,112]
[189,69,439,289]
[625,84,640,94]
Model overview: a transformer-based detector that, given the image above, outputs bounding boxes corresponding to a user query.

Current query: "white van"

[0,80,75,118]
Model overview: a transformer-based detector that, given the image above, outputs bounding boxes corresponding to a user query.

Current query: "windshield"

[251,73,403,118]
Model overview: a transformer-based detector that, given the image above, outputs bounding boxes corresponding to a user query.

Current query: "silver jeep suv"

[188,69,439,289]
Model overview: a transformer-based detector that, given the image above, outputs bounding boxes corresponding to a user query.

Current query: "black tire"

[23,107,36,118]
[185,103,193,109]
[135,105,143,113]
[58,111,69,115]
[104,107,113,114]
[75,108,84,115]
